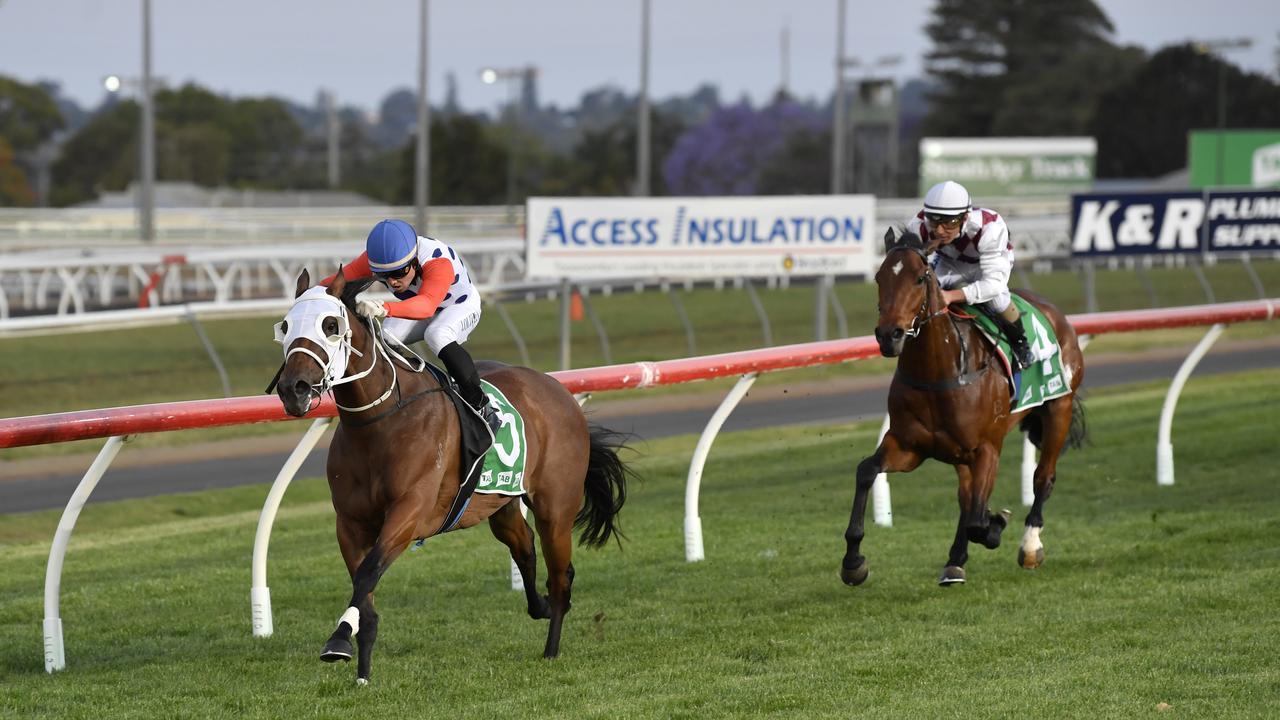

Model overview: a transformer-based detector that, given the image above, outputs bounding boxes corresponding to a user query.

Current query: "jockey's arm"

[961,220,1013,305]
[319,253,374,285]
[383,258,455,319]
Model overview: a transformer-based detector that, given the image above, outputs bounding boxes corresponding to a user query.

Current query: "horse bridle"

[886,245,948,339]
[275,293,421,413]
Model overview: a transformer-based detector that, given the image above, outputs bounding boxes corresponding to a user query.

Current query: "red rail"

[1,299,1274,450]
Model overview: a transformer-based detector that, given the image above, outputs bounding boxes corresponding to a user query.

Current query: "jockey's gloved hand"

[356,299,388,320]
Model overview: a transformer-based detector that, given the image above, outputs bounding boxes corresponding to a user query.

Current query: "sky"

[1,0,1276,117]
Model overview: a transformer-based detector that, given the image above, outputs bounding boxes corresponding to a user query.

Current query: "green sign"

[1188,130,1280,189]
[919,137,1095,197]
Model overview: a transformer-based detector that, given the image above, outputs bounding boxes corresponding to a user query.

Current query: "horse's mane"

[338,278,376,310]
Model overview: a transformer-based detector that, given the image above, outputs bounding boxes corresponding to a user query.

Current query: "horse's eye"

[322,317,340,337]
[916,273,929,285]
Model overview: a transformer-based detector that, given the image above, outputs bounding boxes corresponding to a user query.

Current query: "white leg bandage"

[338,606,360,635]
[1021,526,1043,554]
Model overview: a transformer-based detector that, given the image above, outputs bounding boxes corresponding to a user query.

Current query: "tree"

[1092,44,1280,178]
[0,75,65,205]
[50,102,140,206]
[0,137,35,205]
[393,113,509,205]
[922,0,1121,136]
[663,99,825,195]
[50,83,311,205]
[0,75,64,152]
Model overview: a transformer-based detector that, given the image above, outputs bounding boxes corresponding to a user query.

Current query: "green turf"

[1,369,1278,718]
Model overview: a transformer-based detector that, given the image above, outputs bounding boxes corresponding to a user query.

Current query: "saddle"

[423,363,495,535]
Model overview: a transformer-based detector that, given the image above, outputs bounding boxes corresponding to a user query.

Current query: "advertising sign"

[1205,190,1280,252]
[525,195,876,280]
[1070,189,1280,256]
[1188,130,1280,188]
[919,137,1095,197]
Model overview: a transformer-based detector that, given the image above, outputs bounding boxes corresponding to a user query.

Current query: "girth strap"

[896,364,990,392]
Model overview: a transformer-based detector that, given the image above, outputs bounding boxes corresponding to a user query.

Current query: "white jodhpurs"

[381,295,482,355]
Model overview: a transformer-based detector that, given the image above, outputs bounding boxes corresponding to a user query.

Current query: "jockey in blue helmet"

[323,219,500,435]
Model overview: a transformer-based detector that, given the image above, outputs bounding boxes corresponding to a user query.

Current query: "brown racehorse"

[841,230,1086,587]
[274,270,631,684]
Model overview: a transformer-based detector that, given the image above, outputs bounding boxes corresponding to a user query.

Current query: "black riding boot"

[437,342,501,435]
[998,316,1035,371]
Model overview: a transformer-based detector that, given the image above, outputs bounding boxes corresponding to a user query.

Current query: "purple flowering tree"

[662,98,827,196]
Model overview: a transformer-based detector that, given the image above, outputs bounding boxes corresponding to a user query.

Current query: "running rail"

[1,298,1275,673]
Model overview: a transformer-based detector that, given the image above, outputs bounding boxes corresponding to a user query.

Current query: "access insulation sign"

[1070,189,1280,256]
[525,195,876,280]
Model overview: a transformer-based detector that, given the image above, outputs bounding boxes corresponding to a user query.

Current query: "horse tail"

[1065,393,1089,451]
[575,425,634,548]
[1021,392,1089,453]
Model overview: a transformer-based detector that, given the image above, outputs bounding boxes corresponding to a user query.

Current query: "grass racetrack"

[2,368,1278,718]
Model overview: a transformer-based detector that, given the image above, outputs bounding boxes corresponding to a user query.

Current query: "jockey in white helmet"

[905,180,1034,370]
[322,219,500,434]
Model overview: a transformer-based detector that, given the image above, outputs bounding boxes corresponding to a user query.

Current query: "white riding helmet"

[923,180,972,217]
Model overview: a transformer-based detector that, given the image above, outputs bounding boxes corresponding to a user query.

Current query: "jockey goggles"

[375,263,414,281]
[924,213,965,229]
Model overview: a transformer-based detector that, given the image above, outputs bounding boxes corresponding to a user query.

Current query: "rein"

[886,246,989,392]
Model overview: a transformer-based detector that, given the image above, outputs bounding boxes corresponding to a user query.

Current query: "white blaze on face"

[891,260,904,276]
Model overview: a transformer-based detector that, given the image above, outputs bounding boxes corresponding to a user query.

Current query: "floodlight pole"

[830,0,846,195]
[140,0,155,243]
[415,0,431,232]
[636,0,651,196]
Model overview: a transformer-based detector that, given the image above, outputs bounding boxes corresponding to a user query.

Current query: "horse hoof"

[938,565,966,586]
[320,638,353,663]
[529,595,552,620]
[356,677,369,687]
[1018,547,1045,570]
[840,560,870,586]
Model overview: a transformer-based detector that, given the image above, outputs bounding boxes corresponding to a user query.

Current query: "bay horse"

[841,230,1086,587]
[273,269,630,684]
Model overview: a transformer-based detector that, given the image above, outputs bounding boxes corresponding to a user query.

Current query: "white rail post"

[44,434,131,673]
[511,500,529,591]
[1157,323,1226,486]
[251,417,332,638]
[1020,436,1037,507]
[684,373,758,562]
[872,414,893,527]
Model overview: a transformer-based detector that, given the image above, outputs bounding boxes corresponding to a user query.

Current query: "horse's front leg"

[842,433,921,586]
[941,445,1008,586]
[323,494,426,684]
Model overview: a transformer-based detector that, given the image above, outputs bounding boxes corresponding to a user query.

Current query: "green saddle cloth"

[474,380,528,496]
[959,295,1073,412]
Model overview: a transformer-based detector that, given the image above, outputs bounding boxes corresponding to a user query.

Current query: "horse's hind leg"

[489,499,550,619]
[842,434,922,586]
[1020,398,1072,569]
[532,514,576,658]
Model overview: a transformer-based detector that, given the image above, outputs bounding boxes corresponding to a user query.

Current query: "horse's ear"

[329,265,347,298]
[294,269,310,298]
[883,226,900,253]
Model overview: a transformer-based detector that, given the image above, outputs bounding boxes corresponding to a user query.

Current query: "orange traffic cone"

[570,290,585,322]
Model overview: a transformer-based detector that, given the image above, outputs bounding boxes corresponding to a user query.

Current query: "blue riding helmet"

[366,219,419,273]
